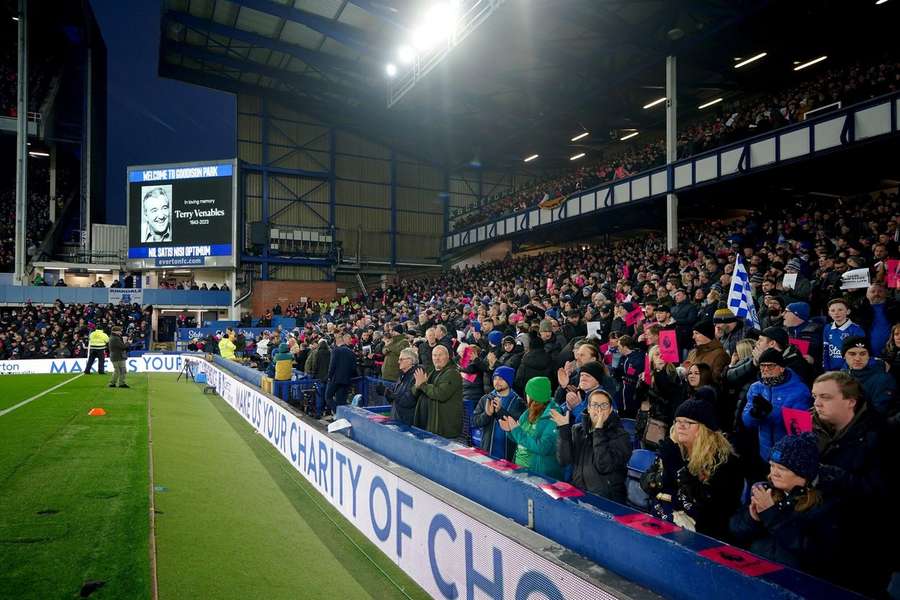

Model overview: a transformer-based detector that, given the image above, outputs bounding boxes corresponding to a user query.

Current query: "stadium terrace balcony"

[445,90,900,254]
[0,285,231,307]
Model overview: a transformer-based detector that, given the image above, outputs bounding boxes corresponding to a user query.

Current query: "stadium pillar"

[14,0,28,285]
[260,97,270,280]
[442,172,450,252]
[665,55,678,252]
[390,148,397,267]
[83,46,93,260]
[329,128,336,260]
[49,142,57,222]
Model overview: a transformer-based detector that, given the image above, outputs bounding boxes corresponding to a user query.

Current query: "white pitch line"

[0,374,84,417]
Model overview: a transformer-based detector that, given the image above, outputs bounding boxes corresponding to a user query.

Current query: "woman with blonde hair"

[641,399,743,539]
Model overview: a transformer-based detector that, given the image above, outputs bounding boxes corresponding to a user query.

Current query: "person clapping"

[550,389,631,503]
[472,366,526,460]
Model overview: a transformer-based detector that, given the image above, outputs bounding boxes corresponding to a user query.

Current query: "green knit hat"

[524,376,552,404]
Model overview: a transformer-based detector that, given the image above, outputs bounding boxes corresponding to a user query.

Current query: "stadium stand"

[450,55,899,232]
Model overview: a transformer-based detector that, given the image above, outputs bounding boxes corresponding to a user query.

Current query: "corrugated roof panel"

[213,0,240,26]
[185,29,206,46]
[166,0,189,12]
[279,19,325,49]
[234,6,282,37]
[318,37,361,62]
[291,0,342,20]
[338,3,381,30]
[267,50,286,68]
[248,47,271,64]
[188,0,215,19]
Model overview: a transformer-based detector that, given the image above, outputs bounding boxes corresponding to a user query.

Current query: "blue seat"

[620,417,640,449]
[626,449,657,509]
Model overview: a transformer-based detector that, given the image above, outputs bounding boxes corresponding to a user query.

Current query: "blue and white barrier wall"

[187,357,626,600]
[337,406,862,600]
[0,354,185,375]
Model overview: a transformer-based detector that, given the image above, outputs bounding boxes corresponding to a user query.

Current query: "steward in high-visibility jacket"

[85,327,110,374]
[218,336,236,360]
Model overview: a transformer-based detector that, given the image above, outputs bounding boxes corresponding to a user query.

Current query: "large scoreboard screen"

[126,159,237,269]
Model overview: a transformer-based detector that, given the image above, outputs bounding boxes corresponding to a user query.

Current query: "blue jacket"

[743,370,812,461]
[869,303,891,358]
[327,345,357,385]
[844,362,897,417]
[822,320,866,372]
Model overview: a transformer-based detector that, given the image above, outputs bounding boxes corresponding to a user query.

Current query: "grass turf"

[0,373,429,600]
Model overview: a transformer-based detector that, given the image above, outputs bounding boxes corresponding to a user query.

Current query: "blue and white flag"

[727,255,760,329]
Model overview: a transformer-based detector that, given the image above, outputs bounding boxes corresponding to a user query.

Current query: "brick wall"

[251,281,339,315]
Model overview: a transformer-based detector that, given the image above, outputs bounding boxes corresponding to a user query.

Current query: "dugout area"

[0,373,429,600]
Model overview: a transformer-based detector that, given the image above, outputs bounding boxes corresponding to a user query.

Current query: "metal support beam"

[665,55,678,253]
[261,96,270,280]
[442,171,450,245]
[14,0,28,285]
[328,128,336,232]
[390,148,397,266]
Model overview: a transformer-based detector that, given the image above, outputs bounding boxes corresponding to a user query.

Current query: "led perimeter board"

[126,159,237,269]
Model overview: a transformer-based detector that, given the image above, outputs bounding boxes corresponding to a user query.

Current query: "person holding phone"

[550,389,631,503]
[472,366,526,460]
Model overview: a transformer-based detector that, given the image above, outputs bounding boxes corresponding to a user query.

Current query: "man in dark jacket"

[107,326,129,388]
[841,336,897,417]
[562,310,587,342]
[757,326,813,385]
[782,302,823,371]
[381,325,410,382]
[322,333,357,418]
[713,308,746,356]
[413,344,463,439]
[670,289,699,355]
[552,389,631,504]
[812,371,892,597]
[382,347,419,426]
[472,366,526,460]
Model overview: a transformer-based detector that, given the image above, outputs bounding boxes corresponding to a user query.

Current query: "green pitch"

[0,373,429,600]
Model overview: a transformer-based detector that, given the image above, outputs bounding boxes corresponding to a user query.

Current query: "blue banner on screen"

[127,160,236,269]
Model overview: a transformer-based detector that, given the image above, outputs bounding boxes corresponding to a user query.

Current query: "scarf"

[761,372,788,387]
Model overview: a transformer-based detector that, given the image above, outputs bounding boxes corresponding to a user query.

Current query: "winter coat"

[542,334,565,369]
[642,437,744,540]
[729,486,842,577]
[381,335,409,382]
[844,362,897,417]
[328,345,357,385]
[508,402,563,479]
[686,340,729,383]
[304,345,318,375]
[670,300,699,352]
[413,365,464,439]
[417,340,437,371]
[472,389,526,460]
[724,356,758,430]
[311,343,331,381]
[108,334,127,362]
[719,322,747,356]
[614,349,645,416]
[822,320,866,372]
[385,367,417,426]
[553,369,618,425]
[556,412,631,503]
[514,349,553,397]
[496,345,523,372]
[743,370,812,461]
[786,320,823,369]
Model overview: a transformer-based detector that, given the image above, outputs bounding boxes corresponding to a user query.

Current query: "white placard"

[840,268,870,290]
[781,273,797,290]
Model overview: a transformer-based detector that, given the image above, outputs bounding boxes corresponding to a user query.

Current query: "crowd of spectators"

[225,187,899,595]
[0,300,151,359]
[451,56,899,232]
[0,23,61,117]
[0,188,52,272]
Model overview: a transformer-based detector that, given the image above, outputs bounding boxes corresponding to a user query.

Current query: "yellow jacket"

[88,329,110,349]
[219,337,236,360]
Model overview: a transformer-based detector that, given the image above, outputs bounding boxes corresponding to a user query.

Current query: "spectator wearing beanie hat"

[757,326,814,386]
[381,325,411,383]
[782,302,822,368]
[492,335,523,372]
[713,307,746,355]
[555,359,614,425]
[730,433,841,581]
[684,319,729,383]
[551,388,632,503]
[743,348,812,477]
[499,376,563,479]
[472,365,526,460]
[782,258,812,304]
[841,336,897,416]
[641,398,743,539]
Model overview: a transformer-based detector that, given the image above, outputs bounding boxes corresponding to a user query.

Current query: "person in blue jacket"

[321,333,357,418]
[743,348,812,477]
[822,298,866,372]
[841,336,897,417]
[471,366,526,460]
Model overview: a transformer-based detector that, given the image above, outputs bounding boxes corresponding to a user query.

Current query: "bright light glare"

[876,0,888,4]
[698,97,723,109]
[619,131,639,141]
[733,52,767,69]
[524,154,539,162]
[793,56,827,71]
[412,2,460,51]
[569,153,586,161]
[12,16,19,21]
[397,45,415,64]
[570,132,589,141]
[642,97,666,109]
[385,63,398,77]
[28,151,49,158]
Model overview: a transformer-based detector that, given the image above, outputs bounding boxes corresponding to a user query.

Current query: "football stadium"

[1,0,899,599]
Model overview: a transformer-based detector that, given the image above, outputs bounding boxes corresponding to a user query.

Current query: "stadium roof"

[159,0,896,171]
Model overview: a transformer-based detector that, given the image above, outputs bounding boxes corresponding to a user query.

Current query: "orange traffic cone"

[88,408,106,416]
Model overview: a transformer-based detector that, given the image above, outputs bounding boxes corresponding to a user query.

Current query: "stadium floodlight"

[698,97,723,109]
[385,63,398,77]
[569,152,586,161]
[619,131,639,141]
[397,45,416,64]
[876,0,889,4]
[642,97,666,109]
[28,151,49,158]
[570,131,589,142]
[793,56,827,71]
[412,2,461,51]
[523,154,539,162]
[733,52,767,69]
[12,16,19,21]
